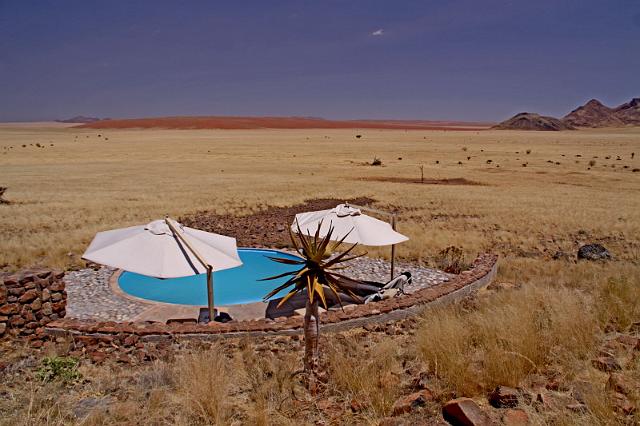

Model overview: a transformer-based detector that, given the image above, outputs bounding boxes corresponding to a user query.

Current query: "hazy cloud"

[371,29,384,36]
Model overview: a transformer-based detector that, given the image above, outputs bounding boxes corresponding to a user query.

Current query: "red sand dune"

[77,116,492,130]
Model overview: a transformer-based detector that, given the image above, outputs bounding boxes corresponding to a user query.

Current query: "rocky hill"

[562,99,625,127]
[612,97,640,125]
[495,97,640,130]
[492,112,575,131]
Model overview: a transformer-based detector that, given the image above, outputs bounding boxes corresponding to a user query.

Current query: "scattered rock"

[615,334,640,349]
[577,244,611,261]
[73,397,113,419]
[502,409,529,426]
[591,356,622,372]
[442,398,491,426]
[552,251,571,261]
[565,403,587,413]
[488,386,519,408]
[607,373,639,396]
[392,389,434,415]
[610,392,636,415]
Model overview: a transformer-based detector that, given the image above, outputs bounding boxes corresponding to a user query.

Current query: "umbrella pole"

[165,217,216,322]
[206,266,215,322]
[390,214,397,280]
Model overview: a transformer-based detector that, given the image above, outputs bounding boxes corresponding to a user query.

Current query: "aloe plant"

[262,221,363,389]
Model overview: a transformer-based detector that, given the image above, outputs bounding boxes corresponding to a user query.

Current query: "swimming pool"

[118,248,301,306]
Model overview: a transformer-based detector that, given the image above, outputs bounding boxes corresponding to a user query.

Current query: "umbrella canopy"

[292,204,408,246]
[82,218,242,278]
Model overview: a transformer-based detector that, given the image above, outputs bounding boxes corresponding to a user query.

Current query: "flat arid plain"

[1,123,640,424]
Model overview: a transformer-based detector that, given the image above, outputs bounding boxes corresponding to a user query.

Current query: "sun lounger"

[265,272,412,318]
[364,272,411,304]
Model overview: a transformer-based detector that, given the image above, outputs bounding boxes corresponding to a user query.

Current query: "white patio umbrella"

[82,217,242,321]
[292,204,408,279]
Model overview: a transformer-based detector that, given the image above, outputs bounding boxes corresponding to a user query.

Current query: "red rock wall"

[0,269,66,341]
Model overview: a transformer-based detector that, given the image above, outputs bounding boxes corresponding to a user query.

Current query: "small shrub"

[355,134,362,139]
[458,161,463,165]
[0,186,9,204]
[434,246,469,274]
[596,277,640,332]
[371,157,382,166]
[435,160,439,164]
[522,163,527,167]
[467,156,471,160]
[462,146,468,151]
[589,160,596,167]
[486,159,492,164]
[36,356,81,383]
[526,149,531,154]
[633,168,639,172]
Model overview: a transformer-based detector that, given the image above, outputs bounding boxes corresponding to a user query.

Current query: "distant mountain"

[494,97,640,131]
[562,99,624,127]
[612,97,640,125]
[56,116,103,123]
[492,112,575,131]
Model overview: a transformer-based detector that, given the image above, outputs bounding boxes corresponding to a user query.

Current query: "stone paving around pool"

[64,257,452,322]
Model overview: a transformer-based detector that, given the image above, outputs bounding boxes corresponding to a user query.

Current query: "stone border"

[44,254,497,342]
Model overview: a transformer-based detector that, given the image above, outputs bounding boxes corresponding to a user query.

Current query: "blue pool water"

[118,248,301,306]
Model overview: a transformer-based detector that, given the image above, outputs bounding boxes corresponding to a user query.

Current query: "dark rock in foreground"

[442,398,491,425]
[577,244,611,261]
[488,385,519,408]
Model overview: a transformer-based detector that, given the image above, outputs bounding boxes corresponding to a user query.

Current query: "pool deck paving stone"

[64,256,452,323]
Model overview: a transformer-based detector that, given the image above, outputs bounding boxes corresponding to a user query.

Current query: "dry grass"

[327,338,404,419]
[1,125,639,270]
[416,284,598,395]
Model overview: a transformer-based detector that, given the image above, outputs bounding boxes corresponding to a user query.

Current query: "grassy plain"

[1,124,638,270]
[1,124,639,424]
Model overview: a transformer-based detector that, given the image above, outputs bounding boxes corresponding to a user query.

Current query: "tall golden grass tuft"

[327,338,403,418]
[240,342,298,425]
[172,349,232,424]
[415,285,598,395]
[596,276,640,332]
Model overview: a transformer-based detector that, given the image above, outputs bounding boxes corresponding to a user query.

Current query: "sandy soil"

[77,116,492,130]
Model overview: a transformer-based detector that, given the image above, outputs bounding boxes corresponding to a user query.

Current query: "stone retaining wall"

[44,254,497,346]
[0,269,66,341]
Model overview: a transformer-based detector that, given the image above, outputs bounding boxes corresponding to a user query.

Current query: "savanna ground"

[0,124,639,425]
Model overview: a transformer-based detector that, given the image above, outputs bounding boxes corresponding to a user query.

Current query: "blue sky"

[1,0,639,121]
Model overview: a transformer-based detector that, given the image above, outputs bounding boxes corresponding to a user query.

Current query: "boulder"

[392,389,434,415]
[577,244,611,261]
[488,386,519,408]
[442,398,491,426]
[0,322,6,336]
